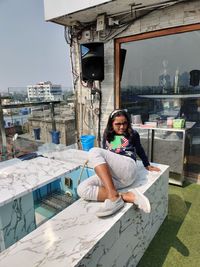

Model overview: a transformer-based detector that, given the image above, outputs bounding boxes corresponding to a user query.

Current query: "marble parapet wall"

[0,153,169,267]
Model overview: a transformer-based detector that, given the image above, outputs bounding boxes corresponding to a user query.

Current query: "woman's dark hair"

[103,109,133,142]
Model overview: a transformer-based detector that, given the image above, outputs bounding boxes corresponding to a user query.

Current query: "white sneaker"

[96,197,124,218]
[129,188,151,213]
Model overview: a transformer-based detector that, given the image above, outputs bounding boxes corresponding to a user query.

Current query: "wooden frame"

[114,23,200,108]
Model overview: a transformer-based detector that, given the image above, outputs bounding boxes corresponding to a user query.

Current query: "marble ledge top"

[40,149,92,167]
[41,149,169,194]
[0,156,80,207]
[0,160,169,267]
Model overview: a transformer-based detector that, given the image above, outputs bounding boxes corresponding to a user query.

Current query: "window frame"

[114,23,200,108]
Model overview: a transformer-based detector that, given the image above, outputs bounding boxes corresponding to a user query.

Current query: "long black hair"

[103,109,133,142]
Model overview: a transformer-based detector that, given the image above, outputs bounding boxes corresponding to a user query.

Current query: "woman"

[77,109,160,217]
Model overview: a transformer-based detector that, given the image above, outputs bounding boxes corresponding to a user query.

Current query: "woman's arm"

[133,130,149,166]
[133,130,160,172]
[145,165,161,172]
[102,131,107,149]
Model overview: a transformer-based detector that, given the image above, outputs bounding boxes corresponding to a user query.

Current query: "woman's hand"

[145,165,161,172]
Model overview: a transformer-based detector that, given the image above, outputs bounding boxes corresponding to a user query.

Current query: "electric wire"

[66,0,186,42]
[83,104,94,130]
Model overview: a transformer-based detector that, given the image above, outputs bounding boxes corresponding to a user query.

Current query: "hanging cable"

[90,82,102,147]
[83,104,94,129]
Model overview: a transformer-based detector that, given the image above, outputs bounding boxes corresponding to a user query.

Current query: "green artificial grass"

[138,182,200,267]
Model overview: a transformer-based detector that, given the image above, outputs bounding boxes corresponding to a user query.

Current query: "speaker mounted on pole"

[80,42,104,82]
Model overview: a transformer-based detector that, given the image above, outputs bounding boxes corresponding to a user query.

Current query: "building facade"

[44,0,200,182]
[27,81,63,101]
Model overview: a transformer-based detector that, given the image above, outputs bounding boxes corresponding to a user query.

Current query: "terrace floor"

[138,182,200,267]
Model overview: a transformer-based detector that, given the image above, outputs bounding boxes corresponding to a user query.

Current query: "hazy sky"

[0,0,72,92]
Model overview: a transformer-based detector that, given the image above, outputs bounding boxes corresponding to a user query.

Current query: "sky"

[0,0,72,92]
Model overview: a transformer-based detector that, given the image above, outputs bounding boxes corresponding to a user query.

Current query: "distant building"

[27,81,63,101]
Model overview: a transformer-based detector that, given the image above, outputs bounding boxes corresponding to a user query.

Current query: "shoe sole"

[96,202,124,218]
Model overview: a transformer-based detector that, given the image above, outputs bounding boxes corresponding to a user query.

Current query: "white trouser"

[77,147,137,201]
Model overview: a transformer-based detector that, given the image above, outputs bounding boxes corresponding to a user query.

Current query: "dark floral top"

[102,129,150,167]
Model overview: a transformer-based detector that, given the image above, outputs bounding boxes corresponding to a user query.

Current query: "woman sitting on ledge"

[77,109,160,218]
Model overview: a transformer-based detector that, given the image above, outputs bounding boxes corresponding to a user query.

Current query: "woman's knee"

[77,181,98,201]
[77,182,87,199]
[77,182,92,200]
[88,147,106,165]
[89,147,102,157]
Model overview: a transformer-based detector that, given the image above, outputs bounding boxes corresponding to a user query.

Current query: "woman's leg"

[94,163,119,201]
[77,164,120,202]
[89,148,137,201]
[121,189,151,213]
[77,174,103,201]
[120,191,136,202]
[77,165,118,202]
[78,148,150,216]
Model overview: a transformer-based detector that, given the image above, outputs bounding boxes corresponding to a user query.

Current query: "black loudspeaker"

[190,69,200,86]
[80,42,104,81]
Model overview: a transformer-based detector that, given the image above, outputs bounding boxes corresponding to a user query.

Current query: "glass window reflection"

[119,29,200,181]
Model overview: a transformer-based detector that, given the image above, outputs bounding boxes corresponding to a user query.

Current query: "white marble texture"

[78,164,169,267]
[0,155,81,252]
[0,160,169,267]
[0,193,36,252]
[42,149,91,166]
[0,157,79,206]
[0,158,21,170]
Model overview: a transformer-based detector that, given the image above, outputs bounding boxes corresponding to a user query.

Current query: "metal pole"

[50,102,56,131]
[150,129,155,162]
[0,95,7,159]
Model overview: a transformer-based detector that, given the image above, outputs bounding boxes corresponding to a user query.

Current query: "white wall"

[44,0,112,21]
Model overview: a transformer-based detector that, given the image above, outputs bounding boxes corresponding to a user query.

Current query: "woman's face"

[112,115,128,135]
